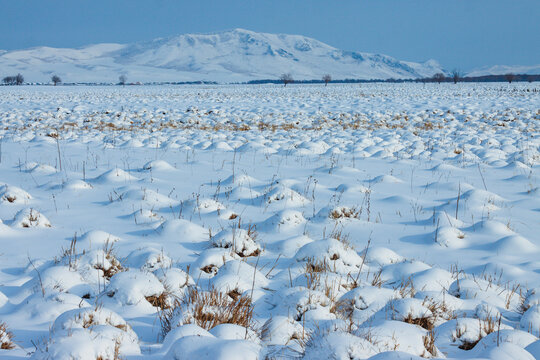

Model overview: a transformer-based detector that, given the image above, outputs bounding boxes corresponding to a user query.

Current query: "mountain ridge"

[0,29,446,83]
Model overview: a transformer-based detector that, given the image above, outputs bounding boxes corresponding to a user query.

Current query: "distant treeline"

[246,74,540,85]
[2,75,539,86]
[422,74,540,83]
[245,79,382,84]
[49,81,220,86]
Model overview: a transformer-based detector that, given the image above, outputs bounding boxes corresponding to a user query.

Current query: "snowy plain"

[0,83,539,359]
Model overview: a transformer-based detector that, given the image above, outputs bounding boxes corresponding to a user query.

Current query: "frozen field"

[0,83,539,359]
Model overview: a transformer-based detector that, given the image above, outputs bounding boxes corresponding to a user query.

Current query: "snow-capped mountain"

[0,29,445,83]
[466,64,540,77]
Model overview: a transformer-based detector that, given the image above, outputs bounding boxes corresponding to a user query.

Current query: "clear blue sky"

[1,0,539,71]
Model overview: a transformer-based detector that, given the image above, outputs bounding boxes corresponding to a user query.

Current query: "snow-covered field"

[0,83,539,360]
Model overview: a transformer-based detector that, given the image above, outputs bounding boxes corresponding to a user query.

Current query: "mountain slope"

[0,29,445,83]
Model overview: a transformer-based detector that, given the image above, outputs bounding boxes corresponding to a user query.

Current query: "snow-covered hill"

[0,29,445,83]
[466,64,540,77]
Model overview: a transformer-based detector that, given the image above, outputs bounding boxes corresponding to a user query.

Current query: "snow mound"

[303,331,378,360]
[211,260,269,297]
[106,270,166,306]
[210,228,261,258]
[93,168,139,183]
[156,268,194,299]
[295,238,364,273]
[142,159,176,171]
[158,219,208,243]
[166,335,260,360]
[11,208,51,228]
[492,235,537,254]
[434,226,467,248]
[260,209,306,232]
[520,305,540,336]
[78,230,121,249]
[193,248,237,277]
[0,184,32,204]
[63,179,93,190]
[260,316,304,346]
[33,306,140,360]
[263,185,308,207]
[362,247,404,267]
[124,248,172,271]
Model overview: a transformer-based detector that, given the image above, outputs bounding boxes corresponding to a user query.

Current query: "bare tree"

[504,73,515,84]
[280,73,293,87]
[15,73,24,85]
[433,73,445,84]
[119,74,127,86]
[51,75,62,86]
[322,74,332,86]
[451,70,462,84]
[3,76,15,85]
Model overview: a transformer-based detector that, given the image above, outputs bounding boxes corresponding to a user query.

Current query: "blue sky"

[1,0,538,71]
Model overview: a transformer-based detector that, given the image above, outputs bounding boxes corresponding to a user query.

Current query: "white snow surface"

[0,82,539,359]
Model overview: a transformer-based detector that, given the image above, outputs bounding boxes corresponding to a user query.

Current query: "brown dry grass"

[0,322,15,350]
[200,264,217,274]
[159,287,254,337]
[146,292,171,310]
[11,107,504,138]
[403,313,435,331]
[21,208,50,228]
[76,307,128,333]
[330,298,355,319]
[422,329,437,357]
[457,317,498,350]
[3,195,16,203]
[329,206,360,220]
[93,241,125,280]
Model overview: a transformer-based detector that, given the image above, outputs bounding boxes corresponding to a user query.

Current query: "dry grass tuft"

[458,338,478,351]
[402,297,456,332]
[4,195,16,203]
[330,298,355,319]
[457,317,498,350]
[0,322,15,350]
[93,241,125,280]
[424,298,456,323]
[329,206,360,220]
[146,292,172,310]
[21,208,51,228]
[422,329,437,357]
[159,287,254,337]
[303,258,332,290]
[403,313,435,331]
[370,267,385,288]
[200,264,217,274]
[396,277,416,298]
[329,227,352,249]
[305,258,330,274]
